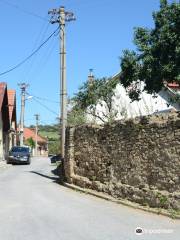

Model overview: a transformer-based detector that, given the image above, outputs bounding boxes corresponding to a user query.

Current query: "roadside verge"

[63,182,180,220]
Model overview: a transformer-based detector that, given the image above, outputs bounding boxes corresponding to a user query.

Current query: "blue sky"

[0,0,172,126]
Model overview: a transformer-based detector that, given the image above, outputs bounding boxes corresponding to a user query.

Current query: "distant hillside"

[39,130,59,141]
[29,124,59,140]
[29,124,60,154]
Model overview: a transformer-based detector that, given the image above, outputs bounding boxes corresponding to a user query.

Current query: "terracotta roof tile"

[167,82,180,88]
[23,128,47,144]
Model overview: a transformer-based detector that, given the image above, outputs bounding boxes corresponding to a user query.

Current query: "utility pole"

[34,114,39,156]
[18,83,29,146]
[48,6,75,159]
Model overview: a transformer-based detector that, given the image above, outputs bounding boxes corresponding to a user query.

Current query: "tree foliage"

[26,137,35,149]
[30,124,59,133]
[120,0,180,101]
[73,77,119,123]
[67,108,86,126]
[48,140,60,155]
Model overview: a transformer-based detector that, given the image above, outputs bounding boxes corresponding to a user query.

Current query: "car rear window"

[11,147,29,153]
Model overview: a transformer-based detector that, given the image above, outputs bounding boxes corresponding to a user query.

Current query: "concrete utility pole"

[18,83,29,146]
[34,114,39,156]
[48,6,75,159]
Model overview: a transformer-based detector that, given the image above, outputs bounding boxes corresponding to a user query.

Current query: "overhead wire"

[27,93,59,116]
[27,92,59,103]
[23,19,51,81]
[23,24,59,85]
[0,26,60,77]
[0,0,48,21]
[0,1,61,123]
[28,34,58,82]
[39,120,58,126]
[0,1,52,80]
[24,117,57,125]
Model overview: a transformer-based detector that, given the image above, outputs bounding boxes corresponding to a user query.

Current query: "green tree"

[26,137,35,149]
[73,77,119,123]
[48,140,60,155]
[67,107,86,126]
[120,0,180,101]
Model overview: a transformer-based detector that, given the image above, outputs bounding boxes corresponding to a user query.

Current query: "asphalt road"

[0,157,179,240]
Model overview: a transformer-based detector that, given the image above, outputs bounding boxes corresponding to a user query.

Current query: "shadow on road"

[29,171,60,182]
[51,168,60,176]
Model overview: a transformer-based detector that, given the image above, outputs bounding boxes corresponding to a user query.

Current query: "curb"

[63,182,180,220]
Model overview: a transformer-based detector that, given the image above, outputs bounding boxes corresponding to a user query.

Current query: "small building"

[7,90,17,150]
[23,128,48,156]
[0,83,10,161]
[158,82,180,111]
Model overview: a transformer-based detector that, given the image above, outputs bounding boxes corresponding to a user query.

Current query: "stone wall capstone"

[65,111,180,210]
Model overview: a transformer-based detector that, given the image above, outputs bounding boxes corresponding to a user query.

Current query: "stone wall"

[65,111,180,210]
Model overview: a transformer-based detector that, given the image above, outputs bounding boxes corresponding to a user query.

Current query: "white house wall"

[9,121,16,150]
[114,84,174,117]
[158,88,180,111]
[87,82,175,124]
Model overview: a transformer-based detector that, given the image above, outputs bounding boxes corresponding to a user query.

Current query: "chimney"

[88,69,95,85]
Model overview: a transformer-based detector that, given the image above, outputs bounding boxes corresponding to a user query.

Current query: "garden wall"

[65,111,180,210]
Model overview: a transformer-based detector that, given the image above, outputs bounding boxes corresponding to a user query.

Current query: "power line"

[30,96,59,116]
[25,118,54,122]
[39,119,58,126]
[23,20,51,81]
[27,92,59,103]
[0,26,59,77]
[0,0,48,21]
[26,35,58,82]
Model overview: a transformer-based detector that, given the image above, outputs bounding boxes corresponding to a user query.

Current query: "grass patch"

[39,131,59,140]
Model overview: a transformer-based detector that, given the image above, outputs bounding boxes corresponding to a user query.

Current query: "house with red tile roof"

[158,82,180,111]
[23,128,48,156]
[7,90,17,149]
[0,83,10,161]
[166,82,180,88]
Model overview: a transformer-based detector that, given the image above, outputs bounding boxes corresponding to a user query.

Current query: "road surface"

[0,157,179,240]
